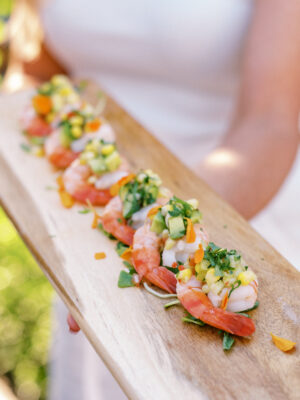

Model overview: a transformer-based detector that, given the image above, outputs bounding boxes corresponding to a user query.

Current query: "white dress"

[41,1,300,399]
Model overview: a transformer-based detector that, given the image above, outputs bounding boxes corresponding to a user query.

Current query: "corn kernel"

[205,268,220,286]
[71,126,83,138]
[70,115,84,125]
[46,112,55,123]
[165,238,175,250]
[101,144,114,156]
[238,270,256,286]
[33,146,45,157]
[187,198,199,209]
[177,268,192,283]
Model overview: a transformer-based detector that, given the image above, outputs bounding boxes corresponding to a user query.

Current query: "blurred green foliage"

[0,207,53,399]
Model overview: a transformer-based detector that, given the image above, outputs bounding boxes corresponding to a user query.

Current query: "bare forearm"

[197,0,300,220]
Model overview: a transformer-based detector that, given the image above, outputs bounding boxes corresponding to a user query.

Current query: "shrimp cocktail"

[45,104,115,169]
[101,170,171,246]
[176,244,258,337]
[132,196,207,294]
[62,138,129,206]
[20,75,80,143]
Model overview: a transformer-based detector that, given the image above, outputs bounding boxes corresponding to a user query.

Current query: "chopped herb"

[164,299,180,309]
[261,257,265,261]
[123,261,136,274]
[236,312,250,318]
[118,270,135,288]
[45,185,57,191]
[228,280,241,298]
[223,332,235,351]
[116,241,129,256]
[117,218,123,223]
[165,265,179,274]
[182,312,205,327]
[223,224,228,229]
[78,208,91,214]
[204,242,237,275]
[97,223,115,240]
[20,143,31,153]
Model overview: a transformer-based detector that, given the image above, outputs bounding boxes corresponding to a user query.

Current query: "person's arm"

[197,0,300,220]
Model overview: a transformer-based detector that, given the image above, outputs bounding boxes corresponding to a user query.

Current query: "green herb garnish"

[20,143,31,153]
[118,270,135,288]
[78,208,91,214]
[116,241,129,256]
[223,332,235,351]
[97,223,115,240]
[182,312,205,327]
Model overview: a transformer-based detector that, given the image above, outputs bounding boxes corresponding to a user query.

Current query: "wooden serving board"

[0,87,299,400]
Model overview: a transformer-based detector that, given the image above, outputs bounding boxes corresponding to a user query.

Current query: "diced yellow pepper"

[238,270,256,286]
[33,147,45,157]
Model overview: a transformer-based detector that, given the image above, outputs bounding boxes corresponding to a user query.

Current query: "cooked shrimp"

[162,224,209,267]
[45,130,79,168]
[208,278,258,313]
[132,223,177,293]
[177,276,255,337]
[20,106,52,137]
[63,160,112,206]
[101,196,135,246]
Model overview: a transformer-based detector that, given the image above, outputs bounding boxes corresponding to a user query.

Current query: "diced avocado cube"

[88,158,107,174]
[190,209,202,224]
[168,216,186,239]
[59,128,72,148]
[104,151,121,171]
[150,211,166,235]
[123,198,140,219]
[119,185,129,202]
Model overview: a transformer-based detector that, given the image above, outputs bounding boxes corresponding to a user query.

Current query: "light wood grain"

[0,88,299,400]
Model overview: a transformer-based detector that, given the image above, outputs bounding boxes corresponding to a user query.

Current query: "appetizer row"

[20,75,261,351]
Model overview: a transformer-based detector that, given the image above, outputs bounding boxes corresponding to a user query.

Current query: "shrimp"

[45,130,79,168]
[62,160,112,206]
[101,196,135,246]
[63,155,130,206]
[132,223,177,293]
[162,224,209,267]
[177,276,255,337]
[20,106,52,137]
[208,278,258,313]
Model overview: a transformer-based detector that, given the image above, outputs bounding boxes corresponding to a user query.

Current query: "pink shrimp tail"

[48,148,79,169]
[146,267,177,294]
[72,186,113,206]
[179,288,255,337]
[26,116,52,137]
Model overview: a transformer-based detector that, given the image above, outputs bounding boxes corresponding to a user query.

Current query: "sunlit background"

[1,1,53,399]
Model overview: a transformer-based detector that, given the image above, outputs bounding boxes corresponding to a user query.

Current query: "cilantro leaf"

[97,223,116,240]
[78,208,91,214]
[115,241,129,256]
[223,332,235,351]
[182,312,205,327]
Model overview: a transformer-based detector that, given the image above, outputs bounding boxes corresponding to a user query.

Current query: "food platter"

[0,85,299,400]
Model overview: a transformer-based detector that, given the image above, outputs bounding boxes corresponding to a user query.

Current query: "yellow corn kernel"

[238,270,256,286]
[51,75,70,87]
[45,112,55,123]
[59,86,72,96]
[33,147,45,157]
[71,126,82,138]
[79,157,86,165]
[205,268,220,286]
[187,198,199,209]
[164,238,175,250]
[101,144,115,156]
[177,268,192,283]
[70,115,84,125]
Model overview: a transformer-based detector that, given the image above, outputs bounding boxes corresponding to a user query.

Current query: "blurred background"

[1,1,53,399]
